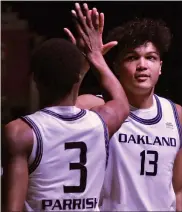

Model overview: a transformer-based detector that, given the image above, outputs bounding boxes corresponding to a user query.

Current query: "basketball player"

[2,4,129,211]
[68,6,182,211]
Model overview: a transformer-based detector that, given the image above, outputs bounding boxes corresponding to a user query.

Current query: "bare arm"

[72,3,129,138]
[65,4,118,111]
[89,53,129,138]
[173,104,182,211]
[76,94,105,109]
[2,119,33,212]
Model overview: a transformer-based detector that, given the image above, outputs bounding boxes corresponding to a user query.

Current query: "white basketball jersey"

[21,106,109,211]
[101,95,182,211]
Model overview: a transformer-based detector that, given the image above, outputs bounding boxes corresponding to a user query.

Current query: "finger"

[71,10,82,34]
[102,41,118,55]
[83,3,93,28]
[72,16,87,44]
[71,10,87,43]
[99,12,104,34]
[71,9,78,18]
[89,9,92,17]
[71,9,82,33]
[74,3,88,33]
[63,28,76,45]
[91,8,99,30]
[72,10,85,33]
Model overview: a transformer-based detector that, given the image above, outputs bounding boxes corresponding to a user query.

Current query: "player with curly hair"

[73,14,182,211]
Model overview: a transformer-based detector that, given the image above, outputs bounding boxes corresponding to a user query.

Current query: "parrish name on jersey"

[42,198,98,210]
[119,133,177,147]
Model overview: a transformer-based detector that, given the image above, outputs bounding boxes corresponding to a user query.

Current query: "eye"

[147,56,157,61]
[125,56,138,61]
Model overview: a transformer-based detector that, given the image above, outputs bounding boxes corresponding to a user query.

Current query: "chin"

[127,84,154,95]
[135,80,154,88]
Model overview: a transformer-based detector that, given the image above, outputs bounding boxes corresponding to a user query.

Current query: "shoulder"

[76,94,105,109]
[3,118,33,156]
[157,95,182,125]
[175,104,182,125]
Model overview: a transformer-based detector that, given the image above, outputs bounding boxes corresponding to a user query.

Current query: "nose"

[136,57,147,71]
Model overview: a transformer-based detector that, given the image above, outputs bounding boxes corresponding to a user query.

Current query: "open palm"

[64,7,117,55]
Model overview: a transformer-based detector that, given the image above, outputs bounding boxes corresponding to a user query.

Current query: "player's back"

[101,95,182,211]
[22,106,108,211]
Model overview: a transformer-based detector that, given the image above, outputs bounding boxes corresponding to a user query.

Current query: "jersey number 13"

[140,150,158,176]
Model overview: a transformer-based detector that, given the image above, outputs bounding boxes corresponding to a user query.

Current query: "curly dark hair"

[105,18,172,70]
[31,38,84,101]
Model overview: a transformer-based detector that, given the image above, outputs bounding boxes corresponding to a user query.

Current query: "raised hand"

[64,3,117,55]
[72,3,102,58]
[71,3,129,139]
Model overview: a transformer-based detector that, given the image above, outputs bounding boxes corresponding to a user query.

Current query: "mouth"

[135,74,150,82]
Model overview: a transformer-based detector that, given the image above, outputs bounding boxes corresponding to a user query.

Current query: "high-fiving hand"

[72,3,103,59]
[64,3,117,56]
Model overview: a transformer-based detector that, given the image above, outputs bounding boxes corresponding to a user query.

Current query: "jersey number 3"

[64,142,87,193]
[140,150,158,176]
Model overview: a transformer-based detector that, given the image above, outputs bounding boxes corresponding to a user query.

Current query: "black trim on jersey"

[41,108,86,121]
[21,116,43,174]
[168,101,182,148]
[129,95,162,125]
[91,111,109,169]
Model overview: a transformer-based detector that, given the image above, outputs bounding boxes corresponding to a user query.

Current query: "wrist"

[86,51,103,61]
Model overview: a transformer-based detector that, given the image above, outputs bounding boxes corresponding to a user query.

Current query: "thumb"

[102,41,118,55]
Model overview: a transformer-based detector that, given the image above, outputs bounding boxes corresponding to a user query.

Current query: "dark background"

[2,1,182,104]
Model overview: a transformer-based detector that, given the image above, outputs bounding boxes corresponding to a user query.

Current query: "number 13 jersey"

[101,95,182,211]
[21,106,109,211]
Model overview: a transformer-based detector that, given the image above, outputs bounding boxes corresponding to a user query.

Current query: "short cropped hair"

[31,38,84,100]
[105,18,172,69]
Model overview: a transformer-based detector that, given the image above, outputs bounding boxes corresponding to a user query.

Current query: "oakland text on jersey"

[118,133,176,147]
[42,198,98,210]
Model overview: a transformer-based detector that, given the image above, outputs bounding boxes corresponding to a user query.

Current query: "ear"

[159,60,163,75]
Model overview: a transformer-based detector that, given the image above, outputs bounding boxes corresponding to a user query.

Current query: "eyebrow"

[125,51,159,55]
[146,51,159,55]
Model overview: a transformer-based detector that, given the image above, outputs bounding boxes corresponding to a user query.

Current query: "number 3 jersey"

[101,95,182,211]
[21,106,109,211]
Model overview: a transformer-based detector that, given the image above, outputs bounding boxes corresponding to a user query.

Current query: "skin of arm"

[2,119,33,212]
[72,3,129,138]
[76,94,105,109]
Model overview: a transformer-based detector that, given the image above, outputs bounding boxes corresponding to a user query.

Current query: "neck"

[39,83,80,109]
[125,88,154,109]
